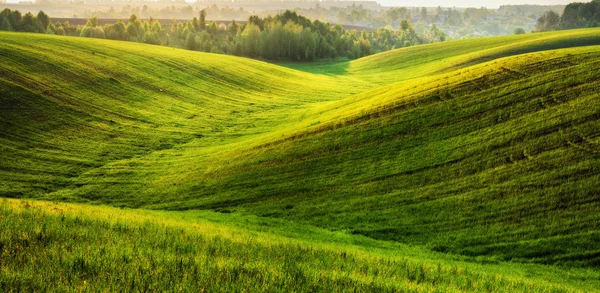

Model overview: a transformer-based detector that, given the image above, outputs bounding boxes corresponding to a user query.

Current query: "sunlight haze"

[379,0,583,7]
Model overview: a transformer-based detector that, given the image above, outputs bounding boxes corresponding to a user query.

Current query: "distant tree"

[299,28,316,60]
[420,7,428,23]
[199,9,206,31]
[218,42,230,54]
[358,38,371,56]
[248,15,264,30]
[560,0,600,29]
[114,20,126,39]
[46,23,55,34]
[232,41,243,56]
[143,31,160,45]
[54,25,65,35]
[126,22,138,40]
[263,21,283,58]
[436,6,443,16]
[126,15,143,41]
[89,26,105,38]
[85,16,99,28]
[36,11,50,30]
[151,20,161,33]
[192,17,200,31]
[65,21,78,36]
[241,22,261,57]
[185,33,196,50]
[0,8,439,61]
[21,12,36,32]
[400,19,410,31]
[80,26,93,37]
[0,16,12,31]
[430,24,447,41]
[400,19,415,41]
[348,40,361,59]
[536,11,560,32]
[105,20,126,40]
[208,22,218,35]
[514,27,526,34]
[560,3,584,29]
[228,20,239,36]
[10,9,22,31]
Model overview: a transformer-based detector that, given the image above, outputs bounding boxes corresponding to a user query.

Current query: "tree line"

[0,9,50,33]
[0,8,446,61]
[536,0,600,32]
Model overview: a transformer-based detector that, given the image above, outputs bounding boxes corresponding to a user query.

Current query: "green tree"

[229,20,239,36]
[80,26,93,37]
[241,22,261,57]
[560,1,600,29]
[21,12,37,32]
[114,20,126,39]
[514,27,526,34]
[199,10,206,31]
[54,26,65,35]
[248,15,264,30]
[10,9,22,31]
[536,11,560,32]
[0,17,13,31]
[46,23,55,34]
[429,24,447,41]
[36,11,50,31]
[192,17,200,32]
[144,31,160,45]
[89,26,105,38]
[151,20,161,33]
[263,21,283,59]
[126,22,137,40]
[299,28,316,60]
[208,22,218,35]
[185,33,196,50]
[85,17,99,28]
[126,15,143,41]
[400,19,410,31]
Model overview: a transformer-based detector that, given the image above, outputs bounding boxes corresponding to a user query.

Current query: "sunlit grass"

[2,198,597,292]
[1,28,600,291]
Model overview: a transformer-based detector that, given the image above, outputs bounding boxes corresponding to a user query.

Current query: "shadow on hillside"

[274,60,350,76]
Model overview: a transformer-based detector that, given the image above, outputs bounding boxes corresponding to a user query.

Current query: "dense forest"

[0,8,447,61]
[536,0,600,31]
[79,4,557,38]
[559,0,600,29]
[2,1,598,61]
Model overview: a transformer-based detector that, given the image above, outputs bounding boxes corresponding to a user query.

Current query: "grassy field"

[1,28,600,291]
[3,198,600,292]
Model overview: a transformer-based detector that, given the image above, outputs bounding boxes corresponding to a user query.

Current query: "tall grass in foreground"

[0,199,579,292]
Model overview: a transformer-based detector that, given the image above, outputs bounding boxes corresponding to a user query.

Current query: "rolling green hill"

[1,28,600,291]
[5,198,599,292]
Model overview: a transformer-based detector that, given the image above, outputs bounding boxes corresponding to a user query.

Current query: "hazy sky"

[379,0,583,8]
[2,0,586,8]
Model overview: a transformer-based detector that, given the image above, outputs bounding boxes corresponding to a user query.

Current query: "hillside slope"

[188,46,600,266]
[0,32,369,199]
[1,29,600,267]
[3,198,599,292]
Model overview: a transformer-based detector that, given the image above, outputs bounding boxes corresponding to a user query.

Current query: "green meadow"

[1,28,600,291]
